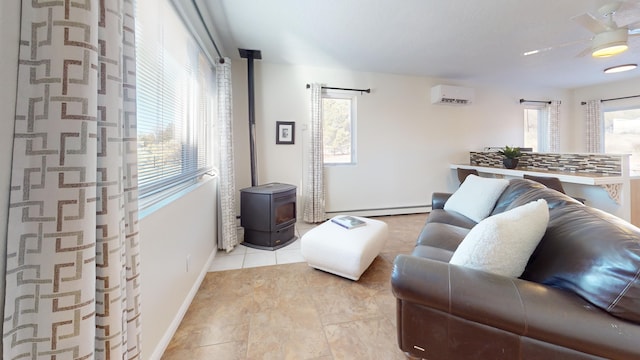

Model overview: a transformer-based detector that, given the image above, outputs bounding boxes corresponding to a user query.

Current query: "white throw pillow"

[444,174,509,222]
[449,199,549,277]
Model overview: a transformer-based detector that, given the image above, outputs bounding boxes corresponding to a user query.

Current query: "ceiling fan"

[524,1,640,57]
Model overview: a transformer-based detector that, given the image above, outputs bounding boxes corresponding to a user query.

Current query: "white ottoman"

[301,216,389,280]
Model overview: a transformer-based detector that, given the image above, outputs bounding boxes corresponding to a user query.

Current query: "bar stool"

[523,174,586,204]
[457,168,479,184]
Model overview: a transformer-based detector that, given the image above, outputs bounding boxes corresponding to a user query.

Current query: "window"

[523,107,547,152]
[135,0,215,203]
[523,108,539,151]
[322,93,356,164]
[603,107,640,173]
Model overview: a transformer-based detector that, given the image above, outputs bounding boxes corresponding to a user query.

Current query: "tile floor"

[208,221,317,272]
[164,214,429,359]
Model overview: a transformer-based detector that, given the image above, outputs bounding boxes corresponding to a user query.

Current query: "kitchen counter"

[450,164,626,186]
[450,163,634,223]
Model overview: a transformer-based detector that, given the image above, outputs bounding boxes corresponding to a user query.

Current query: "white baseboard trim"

[326,205,431,218]
[148,248,217,360]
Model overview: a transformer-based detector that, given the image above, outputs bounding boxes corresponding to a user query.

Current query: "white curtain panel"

[585,100,602,152]
[4,1,142,359]
[547,100,561,152]
[216,58,239,252]
[303,83,326,223]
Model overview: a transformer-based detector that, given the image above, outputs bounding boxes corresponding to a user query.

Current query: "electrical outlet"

[186,254,191,272]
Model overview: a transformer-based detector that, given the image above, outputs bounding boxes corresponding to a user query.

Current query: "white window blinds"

[135,0,215,199]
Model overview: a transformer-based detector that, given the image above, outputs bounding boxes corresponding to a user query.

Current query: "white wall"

[231,60,572,215]
[140,181,217,359]
[0,1,21,348]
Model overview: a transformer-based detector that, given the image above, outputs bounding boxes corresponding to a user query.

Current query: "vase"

[503,158,519,169]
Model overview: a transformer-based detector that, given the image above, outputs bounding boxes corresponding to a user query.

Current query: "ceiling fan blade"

[523,38,591,56]
[571,12,609,33]
[628,21,640,35]
[614,1,640,27]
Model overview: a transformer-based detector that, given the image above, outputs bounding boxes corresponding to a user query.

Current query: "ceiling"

[203,0,640,89]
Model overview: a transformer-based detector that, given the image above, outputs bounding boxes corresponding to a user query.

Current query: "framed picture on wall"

[276,121,295,144]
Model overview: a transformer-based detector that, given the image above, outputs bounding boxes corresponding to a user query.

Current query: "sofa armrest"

[431,192,452,210]
[392,254,527,334]
[391,254,640,358]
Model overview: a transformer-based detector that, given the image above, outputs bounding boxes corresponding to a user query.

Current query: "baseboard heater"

[325,204,431,218]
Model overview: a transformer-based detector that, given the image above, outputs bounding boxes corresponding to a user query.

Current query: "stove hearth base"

[243,223,297,251]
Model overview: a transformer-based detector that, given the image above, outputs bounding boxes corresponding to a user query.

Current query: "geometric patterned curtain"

[216,58,239,252]
[4,1,142,359]
[547,100,561,152]
[302,83,326,223]
[585,99,602,152]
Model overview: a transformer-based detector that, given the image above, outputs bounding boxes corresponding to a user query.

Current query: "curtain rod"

[581,94,640,105]
[306,84,371,94]
[519,99,552,104]
[192,0,225,64]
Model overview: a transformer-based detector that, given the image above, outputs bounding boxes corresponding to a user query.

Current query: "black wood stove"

[240,183,297,250]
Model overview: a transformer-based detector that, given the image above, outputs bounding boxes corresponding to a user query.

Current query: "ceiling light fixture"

[592,28,629,57]
[603,63,637,74]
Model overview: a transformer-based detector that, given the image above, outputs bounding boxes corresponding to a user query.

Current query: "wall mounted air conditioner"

[431,85,475,105]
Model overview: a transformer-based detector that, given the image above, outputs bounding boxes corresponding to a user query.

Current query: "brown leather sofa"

[391,179,640,359]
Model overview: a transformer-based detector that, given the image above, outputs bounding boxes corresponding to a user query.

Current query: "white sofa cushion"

[449,199,549,277]
[443,174,509,222]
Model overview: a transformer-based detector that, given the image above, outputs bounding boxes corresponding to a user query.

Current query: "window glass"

[604,107,640,173]
[322,93,356,164]
[523,107,548,152]
[135,0,215,204]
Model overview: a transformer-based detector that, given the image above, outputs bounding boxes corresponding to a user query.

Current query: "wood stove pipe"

[239,48,262,187]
